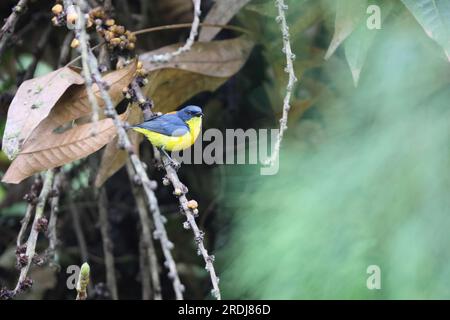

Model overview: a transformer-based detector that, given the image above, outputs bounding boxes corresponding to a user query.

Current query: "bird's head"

[176,105,203,122]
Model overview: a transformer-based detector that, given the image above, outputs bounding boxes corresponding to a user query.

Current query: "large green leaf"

[325,0,368,60]
[344,1,393,86]
[401,0,450,60]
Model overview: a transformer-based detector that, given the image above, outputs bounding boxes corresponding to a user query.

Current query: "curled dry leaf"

[2,62,137,184]
[94,37,254,186]
[2,67,84,160]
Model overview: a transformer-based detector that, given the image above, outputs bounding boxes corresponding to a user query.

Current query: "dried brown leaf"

[2,62,137,184]
[2,115,125,184]
[2,67,84,160]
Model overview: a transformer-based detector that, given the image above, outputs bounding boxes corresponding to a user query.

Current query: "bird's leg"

[159,148,180,170]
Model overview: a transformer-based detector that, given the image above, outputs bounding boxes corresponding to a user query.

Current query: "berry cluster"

[89,7,137,51]
[51,3,136,53]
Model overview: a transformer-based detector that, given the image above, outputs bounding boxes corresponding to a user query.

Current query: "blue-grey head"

[176,105,203,122]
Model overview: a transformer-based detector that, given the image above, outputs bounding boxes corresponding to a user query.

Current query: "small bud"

[115,25,125,35]
[70,38,80,49]
[187,200,198,210]
[162,177,170,186]
[110,38,121,46]
[126,42,135,51]
[67,13,79,25]
[173,188,182,196]
[51,16,59,26]
[52,4,63,15]
[137,61,143,69]
[105,19,115,27]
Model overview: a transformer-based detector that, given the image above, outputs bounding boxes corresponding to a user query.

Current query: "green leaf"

[325,0,368,60]
[401,0,450,60]
[344,1,393,86]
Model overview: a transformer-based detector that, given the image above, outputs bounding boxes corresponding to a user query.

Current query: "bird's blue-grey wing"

[133,114,189,137]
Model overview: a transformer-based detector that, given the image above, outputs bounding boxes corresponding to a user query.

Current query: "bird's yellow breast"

[133,116,202,151]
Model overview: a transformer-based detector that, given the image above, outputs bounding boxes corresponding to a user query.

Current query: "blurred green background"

[217,0,450,299]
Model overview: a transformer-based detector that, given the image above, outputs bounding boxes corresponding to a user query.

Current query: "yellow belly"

[133,116,201,151]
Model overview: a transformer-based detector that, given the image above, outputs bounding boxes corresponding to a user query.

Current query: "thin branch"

[132,22,250,37]
[0,0,28,60]
[74,1,100,134]
[17,202,34,248]
[68,196,89,264]
[126,159,184,300]
[97,188,119,300]
[138,235,151,300]
[46,170,63,267]
[14,169,54,294]
[127,163,161,300]
[23,25,52,81]
[265,0,298,166]
[145,0,202,62]
[159,150,221,300]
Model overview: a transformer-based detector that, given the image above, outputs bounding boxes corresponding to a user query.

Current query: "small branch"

[68,197,89,264]
[126,161,161,300]
[46,170,63,266]
[97,188,119,300]
[139,234,151,300]
[159,151,221,300]
[23,25,52,81]
[14,169,54,294]
[17,203,34,248]
[265,0,298,166]
[132,22,251,37]
[74,1,100,134]
[59,32,74,68]
[0,0,28,60]
[146,0,202,62]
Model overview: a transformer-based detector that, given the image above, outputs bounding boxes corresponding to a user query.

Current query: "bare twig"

[127,164,162,300]
[139,234,151,300]
[23,25,52,81]
[0,0,28,59]
[17,203,34,248]
[265,0,298,166]
[46,170,63,266]
[159,150,221,300]
[132,22,251,37]
[97,188,119,300]
[74,1,100,134]
[68,197,89,263]
[59,32,74,68]
[14,169,54,294]
[146,0,202,62]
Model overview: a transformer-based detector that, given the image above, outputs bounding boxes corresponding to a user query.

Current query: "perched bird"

[131,105,203,155]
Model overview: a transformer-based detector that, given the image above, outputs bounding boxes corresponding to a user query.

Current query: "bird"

[131,105,203,163]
